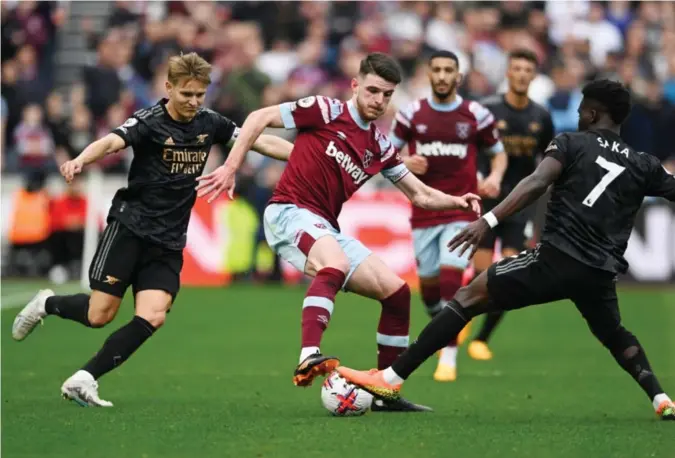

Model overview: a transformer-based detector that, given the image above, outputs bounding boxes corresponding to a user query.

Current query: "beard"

[432,81,456,101]
[355,98,380,121]
[510,82,530,96]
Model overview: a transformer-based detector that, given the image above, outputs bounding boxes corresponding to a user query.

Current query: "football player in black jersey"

[336,80,675,420]
[12,53,294,407]
[468,49,555,360]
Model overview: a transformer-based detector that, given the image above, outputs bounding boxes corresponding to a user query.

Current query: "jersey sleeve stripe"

[381,163,410,183]
[485,140,505,156]
[389,132,405,149]
[395,112,411,128]
[279,103,296,129]
[381,144,396,162]
[328,98,343,121]
[477,113,495,131]
[317,96,330,124]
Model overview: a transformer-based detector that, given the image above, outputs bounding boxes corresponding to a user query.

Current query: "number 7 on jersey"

[583,156,626,207]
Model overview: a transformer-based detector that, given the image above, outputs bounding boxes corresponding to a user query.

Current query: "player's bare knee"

[138,311,166,329]
[87,292,122,328]
[381,275,407,301]
[134,290,172,330]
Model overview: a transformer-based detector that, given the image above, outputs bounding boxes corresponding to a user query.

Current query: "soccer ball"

[321,370,373,416]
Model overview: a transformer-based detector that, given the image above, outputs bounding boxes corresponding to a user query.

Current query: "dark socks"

[392,300,471,379]
[475,311,505,343]
[45,294,93,327]
[610,337,664,400]
[82,316,156,379]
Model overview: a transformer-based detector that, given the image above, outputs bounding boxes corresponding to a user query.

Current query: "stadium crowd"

[2,0,675,278]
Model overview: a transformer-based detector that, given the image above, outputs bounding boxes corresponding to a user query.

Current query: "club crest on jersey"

[456,122,471,139]
[416,124,428,134]
[298,96,316,108]
[529,122,541,132]
[363,150,373,168]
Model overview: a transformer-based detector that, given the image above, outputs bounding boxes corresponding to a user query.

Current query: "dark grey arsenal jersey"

[110,99,237,250]
[541,129,675,274]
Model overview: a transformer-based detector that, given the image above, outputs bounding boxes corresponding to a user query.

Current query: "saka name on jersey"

[542,129,675,274]
[271,96,409,229]
[480,94,554,208]
[111,99,237,250]
[390,96,503,228]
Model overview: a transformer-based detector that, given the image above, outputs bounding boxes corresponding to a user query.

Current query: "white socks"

[439,346,458,368]
[299,346,320,364]
[653,393,672,411]
[382,367,404,385]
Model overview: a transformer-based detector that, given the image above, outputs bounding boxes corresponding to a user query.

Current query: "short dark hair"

[508,48,538,67]
[429,50,460,69]
[359,53,402,84]
[582,79,632,125]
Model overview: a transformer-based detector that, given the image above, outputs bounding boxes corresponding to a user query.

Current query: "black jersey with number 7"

[540,129,675,274]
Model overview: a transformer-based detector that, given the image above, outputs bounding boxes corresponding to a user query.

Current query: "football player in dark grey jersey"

[336,79,675,421]
[12,53,293,407]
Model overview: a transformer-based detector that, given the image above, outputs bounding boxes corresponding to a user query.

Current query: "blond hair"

[167,52,212,86]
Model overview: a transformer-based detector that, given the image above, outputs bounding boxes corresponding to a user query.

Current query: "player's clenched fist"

[60,158,84,183]
[404,156,429,175]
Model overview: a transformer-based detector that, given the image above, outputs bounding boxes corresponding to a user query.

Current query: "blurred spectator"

[7,169,52,277]
[44,91,70,166]
[547,62,584,134]
[571,2,623,68]
[215,23,271,125]
[622,78,675,162]
[606,0,635,38]
[83,31,125,119]
[49,177,87,280]
[1,95,7,167]
[286,40,329,100]
[63,104,95,166]
[256,39,299,85]
[12,103,55,172]
[96,103,130,174]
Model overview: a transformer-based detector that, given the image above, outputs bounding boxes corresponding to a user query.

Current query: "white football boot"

[12,289,54,341]
[61,370,113,407]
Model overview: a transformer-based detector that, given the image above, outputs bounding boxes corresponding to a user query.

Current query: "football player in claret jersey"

[469,49,555,361]
[12,53,294,407]
[337,80,675,421]
[198,53,481,412]
[389,50,507,382]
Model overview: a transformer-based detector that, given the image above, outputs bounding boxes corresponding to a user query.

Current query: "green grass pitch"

[2,282,674,457]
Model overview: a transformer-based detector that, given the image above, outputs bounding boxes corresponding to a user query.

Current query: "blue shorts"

[412,221,472,278]
[263,203,372,288]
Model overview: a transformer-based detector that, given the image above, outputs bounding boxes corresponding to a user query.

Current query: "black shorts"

[486,243,621,331]
[88,219,184,301]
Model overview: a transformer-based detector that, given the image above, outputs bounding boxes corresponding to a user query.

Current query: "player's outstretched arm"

[224,105,286,171]
[447,156,563,258]
[197,105,285,202]
[394,172,482,213]
[488,156,562,223]
[249,133,294,162]
[60,133,126,183]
